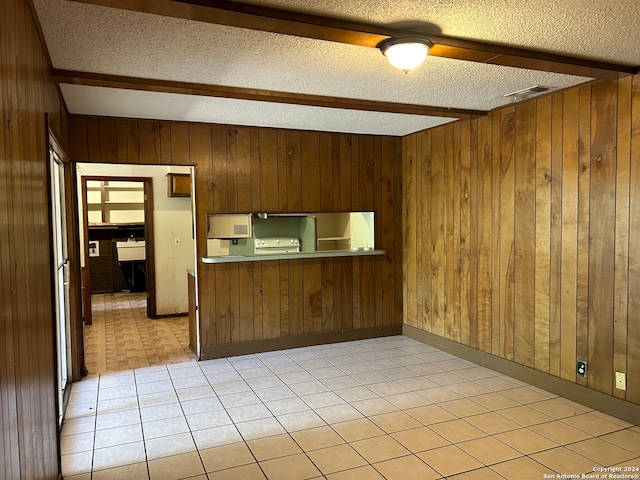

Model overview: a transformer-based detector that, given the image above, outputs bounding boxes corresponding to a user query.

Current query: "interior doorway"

[76,163,196,374]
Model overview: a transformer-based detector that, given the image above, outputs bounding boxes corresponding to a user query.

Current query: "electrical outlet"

[615,372,626,390]
[577,360,587,377]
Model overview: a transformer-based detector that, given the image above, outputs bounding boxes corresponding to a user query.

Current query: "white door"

[50,149,71,424]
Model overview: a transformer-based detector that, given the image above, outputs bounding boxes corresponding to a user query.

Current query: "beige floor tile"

[60,432,95,455]
[465,412,520,435]
[457,436,521,465]
[351,397,398,416]
[417,386,463,403]
[61,451,94,477]
[392,426,449,453]
[601,429,640,455]
[307,444,367,474]
[213,463,266,480]
[92,461,149,480]
[148,452,205,480]
[417,445,484,477]
[247,434,302,461]
[491,456,555,479]
[530,398,592,419]
[447,466,505,479]
[332,418,386,442]
[532,447,599,474]
[351,434,410,463]
[562,412,626,436]
[494,427,558,454]
[64,474,92,480]
[326,465,386,480]
[446,382,493,398]
[429,419,487,443]
[370,411,422,433]
[530,420,593,445]
[200,442,255,472]
[405,404,457,425]
[567,438,637,466]
[373,454,441,480]
[498,405,555,427]
[471,392,520,411]
[291,425,345,451]
[439,398,490,417]
[260,453,321,480]
[145,432,196,460]
[92,442,146,471]
[277,410,325,432]
[501,387,550,404]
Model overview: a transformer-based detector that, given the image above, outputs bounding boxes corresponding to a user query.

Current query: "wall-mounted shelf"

[85,180,145,224]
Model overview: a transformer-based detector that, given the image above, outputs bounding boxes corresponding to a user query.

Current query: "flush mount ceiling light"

[378,37,433,73]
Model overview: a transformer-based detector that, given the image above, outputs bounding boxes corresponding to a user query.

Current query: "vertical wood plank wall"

[67,117,404,351]
[403,74,640,406]
[1,0,68,478]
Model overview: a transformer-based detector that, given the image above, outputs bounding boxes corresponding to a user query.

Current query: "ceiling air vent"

[504,85,551,101]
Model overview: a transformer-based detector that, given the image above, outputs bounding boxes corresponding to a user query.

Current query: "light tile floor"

[86,293,195,374]
[62,336,640,479]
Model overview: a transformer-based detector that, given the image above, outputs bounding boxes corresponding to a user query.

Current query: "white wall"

[77,163,195,315]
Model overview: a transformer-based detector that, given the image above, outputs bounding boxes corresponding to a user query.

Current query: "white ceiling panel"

[33,0,640,135]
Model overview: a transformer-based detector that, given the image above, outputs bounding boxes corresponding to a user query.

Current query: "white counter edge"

[202,249,385,264]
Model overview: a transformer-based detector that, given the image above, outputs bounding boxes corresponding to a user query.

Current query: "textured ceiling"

[33,0,640,135]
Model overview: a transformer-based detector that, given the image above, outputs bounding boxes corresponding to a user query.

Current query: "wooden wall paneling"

[459,119,472,346]
[262,261,281,338]
[304,258,323,333]
[499,107,515,359]
[98,117,117,163]
[239,263,254,342]
[452,122,462,344]
[331,134,342,210]
[158,121,171,165]
[86,116,101,162]
[170,122,190,166]
[253,263,264,340]
[321,258,335,332]
[339,135,352,211]
[189,124,215,346]
[277,131,287,210]
[514,101,536,367]
[627,74,640,404]
[358,137,375,327]
[613,77,631,400]
[302,131,321,211]
[468,119,479,348]
[138,121,160,164]
[381,137,395,327]
[444,124,457,340]
[534,95,552,373]
[373,137,383,327]
[319,132,333,211]
[286,130,301,211]
[491,111,502,354]
[226,127,238,212]
[575,85,591,387]
[68,115,88,162]
[259,129,278,211]
[279,260,290,336]
[212,125,228,211]
[477,115,493,352]
[549,92,564,377]
[250,128,262,212]
[351,257,362,329]
[404,134,417,326]
[236,127,252,211]
[431,127,446,337]
[413,132,423,331]
[560,89,579,381]
[340,258,354,330]
[288,259,304,336]
[126,119,140,164]
[350,135,360,211]
[419,130,432,332]
[115,118,129,163]
[359,136,375,210]
[393,137,404,323]
[587,80,617,395]
[229,263,240,342]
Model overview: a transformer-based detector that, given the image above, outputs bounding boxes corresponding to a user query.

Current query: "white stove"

[254,237,300,254]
